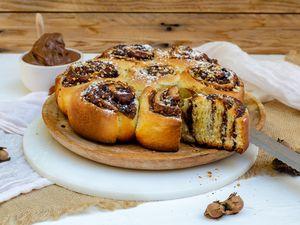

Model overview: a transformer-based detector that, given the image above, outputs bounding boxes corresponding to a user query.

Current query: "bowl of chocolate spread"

[20,33,82,92]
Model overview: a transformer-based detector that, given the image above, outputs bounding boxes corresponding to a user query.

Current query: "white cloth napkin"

[0,92,48,135]
[1,42,300,203]
[0,92,52,203]
[0,130,52,203]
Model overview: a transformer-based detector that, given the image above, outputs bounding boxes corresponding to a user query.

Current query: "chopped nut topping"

[62,60,118,87]
[190,62,234,84]
[102,44,154,60]
[169,45,217,63]
[82,81,137,119]
[189,61,241,91]
[146,64,174,77]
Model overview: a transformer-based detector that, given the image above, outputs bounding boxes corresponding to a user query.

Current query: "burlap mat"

[242,100,300,178]
[0,185,139,225]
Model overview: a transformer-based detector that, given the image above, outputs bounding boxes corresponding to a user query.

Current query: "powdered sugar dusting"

[133,68,158,85]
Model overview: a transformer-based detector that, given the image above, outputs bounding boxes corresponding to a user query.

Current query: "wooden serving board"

[42,93,265,170]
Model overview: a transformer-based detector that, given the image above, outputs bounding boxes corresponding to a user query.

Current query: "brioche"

[181,94,249,153]
[179,61,244,101]
[55,59,122,115]
[68,80,138,143]
[55,44,249,153]
[136,86,182,151]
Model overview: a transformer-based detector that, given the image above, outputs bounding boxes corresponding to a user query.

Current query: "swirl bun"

[169,45,216,63]
[100,44,154,60]
[179,61,244,101]
[136,86,181,151]
[128,63,181,95]
[62,60,119,87]
[190,62,240,91]
[55,59,120,115]
[68,80,138,143]
[55,44,249,153]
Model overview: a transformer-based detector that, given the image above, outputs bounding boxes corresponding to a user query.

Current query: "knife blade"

[250,128,300,172]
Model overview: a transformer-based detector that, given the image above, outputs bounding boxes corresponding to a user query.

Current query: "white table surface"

[1,53,299,225]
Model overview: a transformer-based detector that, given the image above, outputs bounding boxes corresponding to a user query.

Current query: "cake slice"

[181,93,249,153]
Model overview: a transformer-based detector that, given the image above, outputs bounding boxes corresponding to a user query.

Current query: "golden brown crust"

[136,86,181,152]
[55,59,125,115]
[67,81,138,144]
[235,112,249,154]
[68,86,119,143]
[55,74,88,115]
[222,98,249,153]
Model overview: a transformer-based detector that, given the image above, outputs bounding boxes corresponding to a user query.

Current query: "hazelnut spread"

[82,81,137,118]
[149,86,181,117]
[23,33,80,66]
[62,60,119,87]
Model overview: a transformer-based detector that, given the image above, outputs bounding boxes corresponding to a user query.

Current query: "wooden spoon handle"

[35,13,45,38]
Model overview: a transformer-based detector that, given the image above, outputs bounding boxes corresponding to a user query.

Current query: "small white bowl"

[20,48,83,92]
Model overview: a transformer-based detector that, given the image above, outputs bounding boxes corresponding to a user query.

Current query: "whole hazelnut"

[204,202,225,219]
[223,193,244,215]
[0,148,10,162]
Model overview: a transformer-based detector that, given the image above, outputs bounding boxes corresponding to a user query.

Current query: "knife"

[250,128,300,172]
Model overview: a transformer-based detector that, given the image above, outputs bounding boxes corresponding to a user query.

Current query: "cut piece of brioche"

[182,93,249,153]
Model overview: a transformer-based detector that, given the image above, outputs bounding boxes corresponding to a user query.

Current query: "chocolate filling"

[223,96,245,150]
[103,44,154,60]
[62,60,119,87]
[221,109,228,145]
[190,62,240,91]
[232,121,237,151]
[235,103,246,118]
[83,81,137,119]
[149,87,181,117]
[211,101,217,131]
[185,100,194,136]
